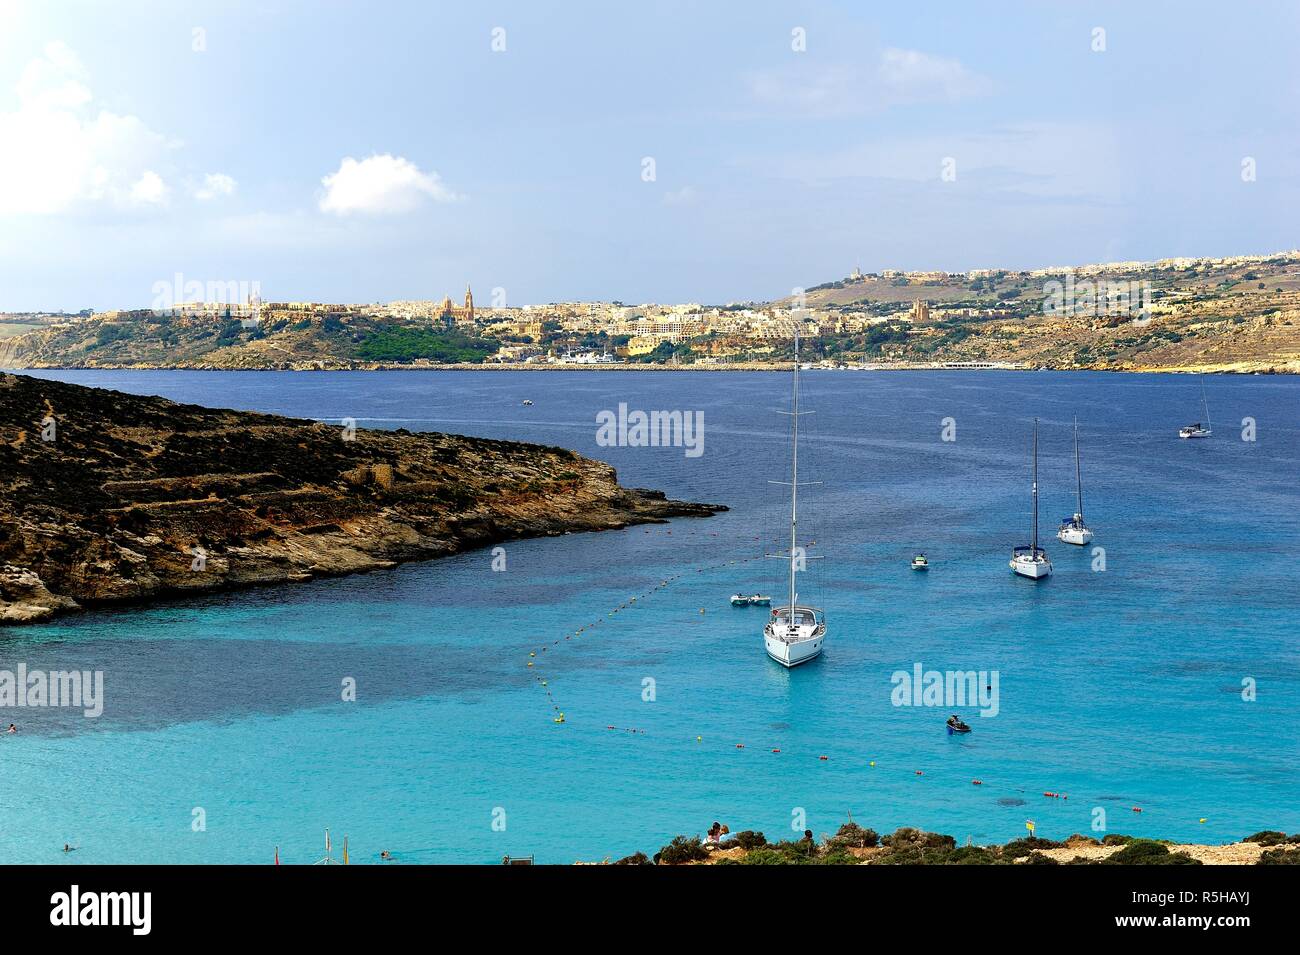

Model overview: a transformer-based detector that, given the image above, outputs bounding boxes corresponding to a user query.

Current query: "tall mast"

[1201,376,1211,431]
[789,329,800,617]
[1031,418,1039,551]
[1073,416,1083,519]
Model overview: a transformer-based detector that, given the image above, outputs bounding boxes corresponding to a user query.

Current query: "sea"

[2,368,1297,864]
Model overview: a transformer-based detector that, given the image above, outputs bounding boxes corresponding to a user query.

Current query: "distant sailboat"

[1179,376,1212,438]
[1057,417,1094,546]
[1010,419,1053,580]
[763,331,826,667]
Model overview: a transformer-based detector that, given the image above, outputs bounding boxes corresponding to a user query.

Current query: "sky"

[0,0,1297,310]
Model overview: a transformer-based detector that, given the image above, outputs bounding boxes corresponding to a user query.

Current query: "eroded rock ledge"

[0,373,724,624]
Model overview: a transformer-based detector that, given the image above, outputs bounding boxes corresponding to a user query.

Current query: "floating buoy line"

[529,553,763,728]
[525,551,1173,828]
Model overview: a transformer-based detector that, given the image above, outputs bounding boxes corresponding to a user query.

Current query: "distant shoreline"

[6,363,1293,375]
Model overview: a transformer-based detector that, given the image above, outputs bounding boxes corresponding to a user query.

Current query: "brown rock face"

[0,373,724,623]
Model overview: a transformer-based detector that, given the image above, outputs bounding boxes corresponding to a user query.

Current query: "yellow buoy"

[869,761,876,767]
[1199,818,1207,823]
[696,736,702,742]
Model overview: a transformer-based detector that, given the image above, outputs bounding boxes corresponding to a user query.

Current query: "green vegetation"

[654,836,708,865]
[357,328,496,363]
[90,324,133,349]
[1100,839,1198,865]
[638,823,1300,865]
[1258,847,1300,864]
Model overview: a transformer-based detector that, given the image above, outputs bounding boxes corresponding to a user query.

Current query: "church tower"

[464,284,474,324]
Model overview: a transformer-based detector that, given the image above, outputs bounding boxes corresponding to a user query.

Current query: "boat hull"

[1057,526,1093,546]
[1010,555,1053,579]
[763,633,823,668]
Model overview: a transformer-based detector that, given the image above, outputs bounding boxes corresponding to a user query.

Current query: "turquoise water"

[3,369,1297,863]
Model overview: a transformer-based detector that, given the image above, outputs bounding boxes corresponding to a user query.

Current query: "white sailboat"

[1057,416,1094,546]
[1010,418,1053,579]
[763,331,826,667]
[1178,376,1212,438]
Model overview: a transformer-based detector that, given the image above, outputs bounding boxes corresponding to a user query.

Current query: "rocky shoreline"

[609,825,1300,866]
[0,373,724,624]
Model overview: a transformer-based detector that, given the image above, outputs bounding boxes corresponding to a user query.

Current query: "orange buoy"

[771,748,780,754]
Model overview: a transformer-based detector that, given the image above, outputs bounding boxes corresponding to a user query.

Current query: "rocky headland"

[0,373,723,623]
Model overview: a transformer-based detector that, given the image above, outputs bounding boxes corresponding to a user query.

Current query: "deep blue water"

[2,369,1297,864]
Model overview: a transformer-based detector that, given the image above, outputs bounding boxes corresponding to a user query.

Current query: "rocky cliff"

[0,373,723,623]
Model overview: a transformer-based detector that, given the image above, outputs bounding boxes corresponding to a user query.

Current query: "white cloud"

[0,41,177,215]
[194,172,237,200]
[130,170,168,205]
[748,47,992,117]
[877,48,993,104]
[319,154,458,215]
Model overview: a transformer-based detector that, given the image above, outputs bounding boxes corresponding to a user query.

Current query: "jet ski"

[946,715,972,735]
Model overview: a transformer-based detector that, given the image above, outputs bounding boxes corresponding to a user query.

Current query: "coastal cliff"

[0,373,723,623]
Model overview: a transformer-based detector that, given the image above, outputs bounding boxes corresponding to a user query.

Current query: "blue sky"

[1,0,1296,310]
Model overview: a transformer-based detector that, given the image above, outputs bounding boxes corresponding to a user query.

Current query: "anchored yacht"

[1057,417,1094,546]
[1179,376,1212,439]
[763,332,826,667]
[1010,419,1053,580]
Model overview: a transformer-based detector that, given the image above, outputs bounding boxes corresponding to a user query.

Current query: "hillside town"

[2,249,1299,373]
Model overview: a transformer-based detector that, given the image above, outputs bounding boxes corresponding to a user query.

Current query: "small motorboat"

[730,594,751,607]
[521,399,533,406]
[748,594,772,606]
[910,553,929,571]
[946,715,971,735]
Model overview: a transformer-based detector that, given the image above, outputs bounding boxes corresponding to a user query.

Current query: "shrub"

[614,852,651,866]
[656,836,708,865]
[827,822,879,850]
[1001,837,1064,860]
[1258,848,1300,865]
[1022,852,1060,865]
[1103,840,1200,866]
[727,830,767,850]
[1101,834,1134,846]
[882,827,956,852]
[1244,830,1288,846]
[770,837,818,860]
[948,846,997,865]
